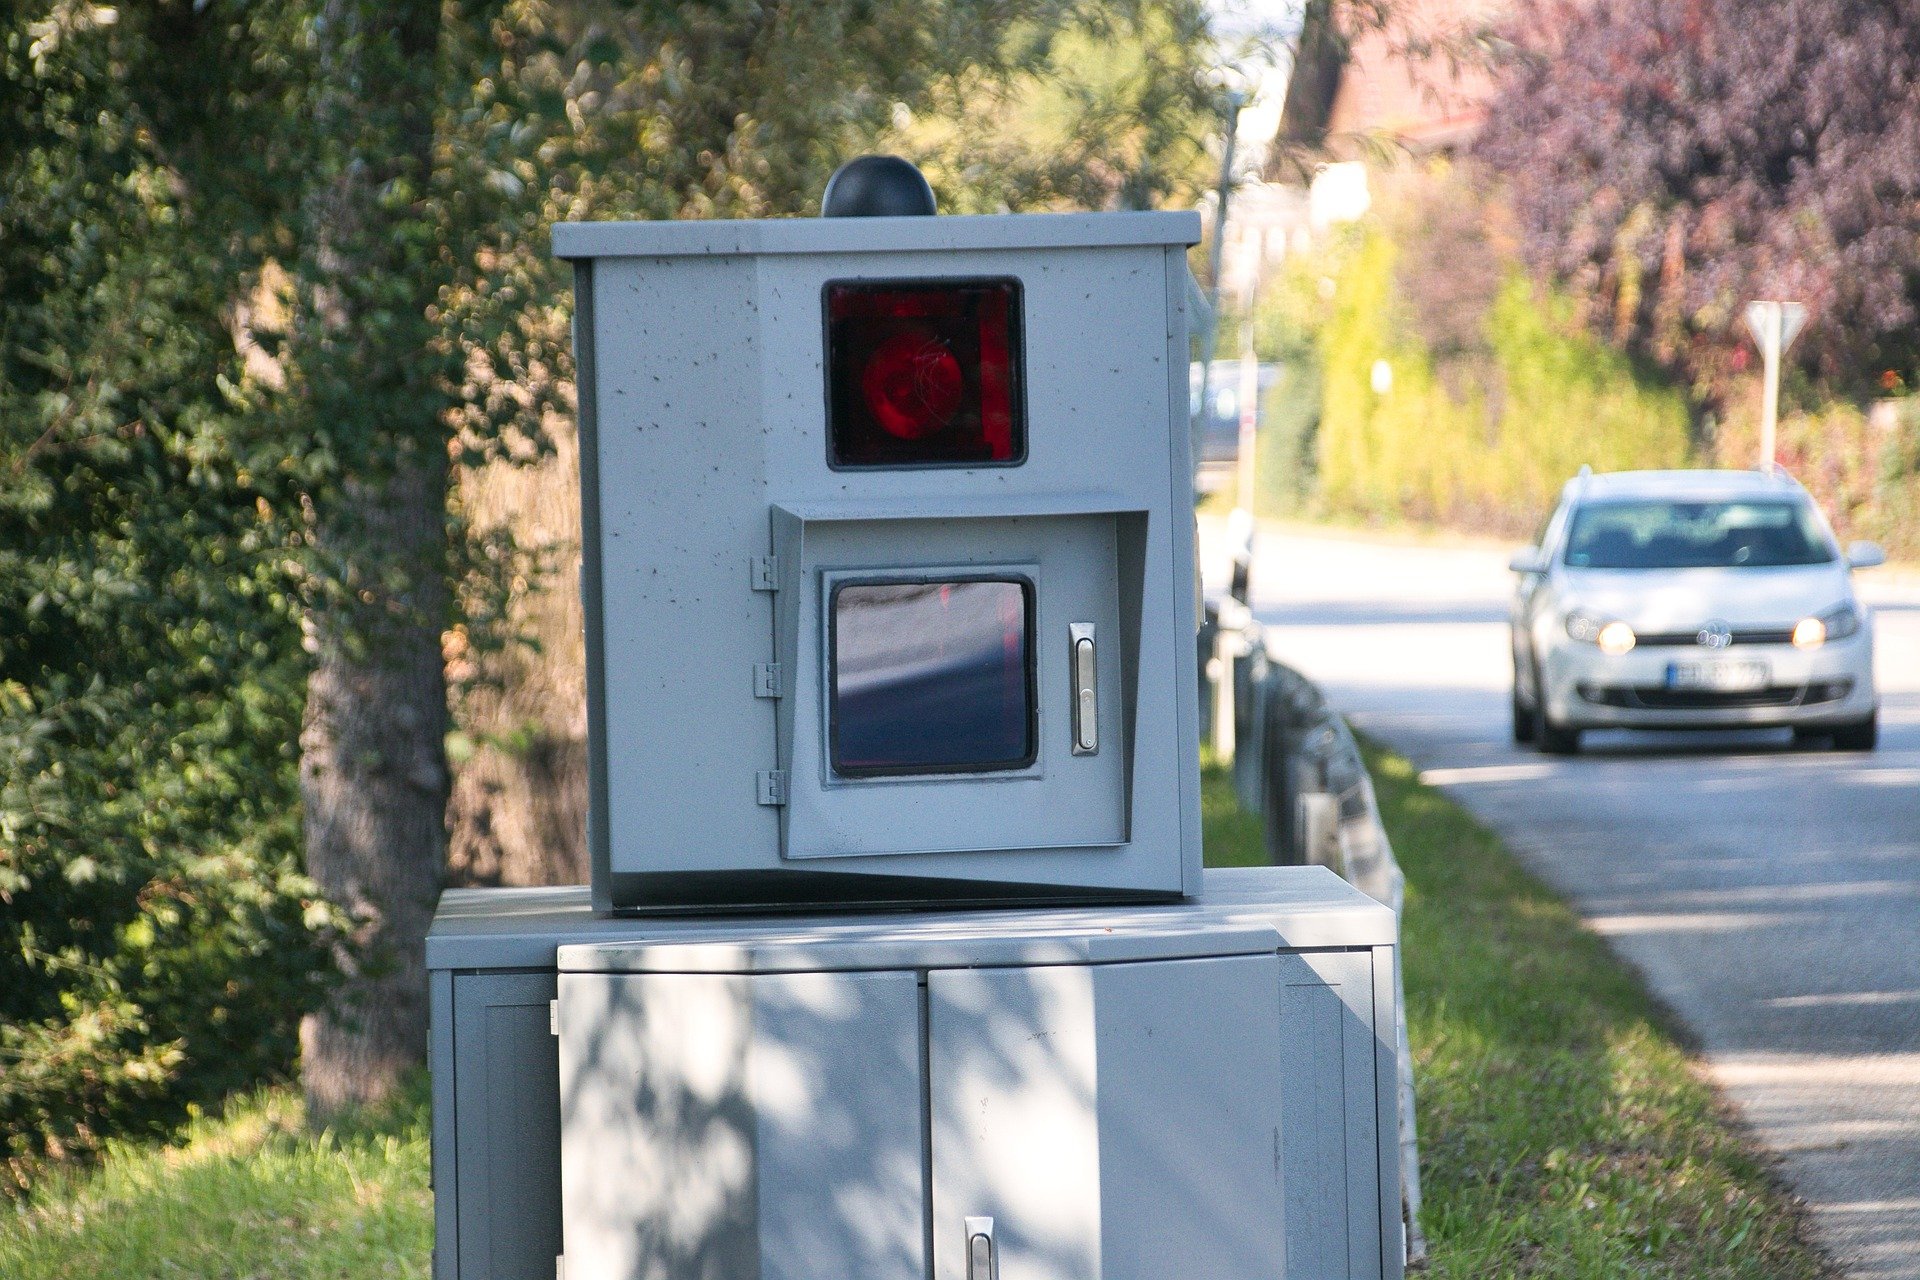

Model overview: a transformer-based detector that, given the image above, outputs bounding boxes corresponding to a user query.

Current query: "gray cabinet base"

[427,865,1402,1280]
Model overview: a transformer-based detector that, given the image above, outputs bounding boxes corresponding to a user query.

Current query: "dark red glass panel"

[825,279,1024,467]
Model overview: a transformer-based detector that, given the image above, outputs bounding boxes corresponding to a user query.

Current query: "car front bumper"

[1541,634,1877,730]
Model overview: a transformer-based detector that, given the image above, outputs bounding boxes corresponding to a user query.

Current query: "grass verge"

[1,744,1830,1278]
[1199,744,1269,868]
[1204,742,1834,1278]
[0,1078,431,1279]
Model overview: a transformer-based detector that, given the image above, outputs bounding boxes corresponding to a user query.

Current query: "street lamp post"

[1236,308,1260,513]
[1192,89,1244,493]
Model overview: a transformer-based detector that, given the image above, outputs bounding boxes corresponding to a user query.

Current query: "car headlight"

[1796,603,1862,649]
[1598,621,1637,655]
[1566,610,1637,654]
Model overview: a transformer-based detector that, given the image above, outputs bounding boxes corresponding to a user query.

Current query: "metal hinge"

[756,770,789,806]
[549,999,559,1037]
[753,662,783,698]
[750,555,779,591]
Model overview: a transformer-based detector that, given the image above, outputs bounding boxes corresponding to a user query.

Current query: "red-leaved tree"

[1476,0,1920,401]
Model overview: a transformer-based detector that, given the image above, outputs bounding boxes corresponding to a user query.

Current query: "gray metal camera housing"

[556,211,1204,911]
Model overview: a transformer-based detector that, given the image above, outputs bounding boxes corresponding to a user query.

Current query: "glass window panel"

[831,579,1035,776]
[1564,500,1836,569]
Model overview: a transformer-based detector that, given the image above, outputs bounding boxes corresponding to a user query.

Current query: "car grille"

[1579,681,1853,711]
[1634,627,1797,647]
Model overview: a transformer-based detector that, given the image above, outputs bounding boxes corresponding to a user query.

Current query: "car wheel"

[1530,665,1580,755]
[1831,714,1878,752]
[1511,681,1536,745]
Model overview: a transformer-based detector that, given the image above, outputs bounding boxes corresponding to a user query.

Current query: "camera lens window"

[830,579,1035,775]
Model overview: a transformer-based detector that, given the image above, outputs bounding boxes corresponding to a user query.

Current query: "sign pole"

[1759,302,1781,473]
[1743,300,1808,474]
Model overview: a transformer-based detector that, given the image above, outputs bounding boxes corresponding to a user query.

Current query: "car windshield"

[1564,499,1835,569]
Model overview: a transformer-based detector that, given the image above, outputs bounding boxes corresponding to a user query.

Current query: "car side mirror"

[1846,540,1887,569]
[1509,547,1549,575]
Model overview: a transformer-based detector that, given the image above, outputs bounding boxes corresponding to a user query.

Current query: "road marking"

[1766,990,1920,1009]
[1587,910,1795,936]
[1711,1052,1920,1089]
[1823,1200,1920,1215]
[1417,763,1561,786]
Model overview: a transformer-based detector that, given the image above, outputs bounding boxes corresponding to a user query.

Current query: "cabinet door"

[927,955,1287,1280]
[448,971,563,1280]
[556,968,926,1280]
[1275,951,1382,1280]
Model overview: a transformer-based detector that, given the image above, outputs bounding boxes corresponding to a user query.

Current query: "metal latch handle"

[1069,622,1098,755]
[965,1216,997,1280]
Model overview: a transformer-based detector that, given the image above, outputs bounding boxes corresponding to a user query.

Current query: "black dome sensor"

[821,155,937,218]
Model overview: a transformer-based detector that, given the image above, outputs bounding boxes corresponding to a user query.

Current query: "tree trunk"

[295,0,450,1119]
[300,461,450,1114]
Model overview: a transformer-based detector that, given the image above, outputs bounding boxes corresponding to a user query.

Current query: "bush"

[0,361,338,1195]
[0,429,337,1191]
[0,18,336,1191]
[1313,231,1694,532]
[1252,359,1323,518]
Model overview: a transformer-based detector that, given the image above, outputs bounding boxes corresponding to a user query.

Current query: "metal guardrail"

[1203,599,1430,1268]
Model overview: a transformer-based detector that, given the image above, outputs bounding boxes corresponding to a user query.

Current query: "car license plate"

[1666,660,1769,692]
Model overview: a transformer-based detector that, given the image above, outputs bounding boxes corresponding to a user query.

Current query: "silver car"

[1510,469,1883,754]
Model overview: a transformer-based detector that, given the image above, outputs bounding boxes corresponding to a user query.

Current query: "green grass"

[0,745,1830,1278]
[1199,744,1270,867]
[0,1079,432,1278]
[1203,743,1834,1278]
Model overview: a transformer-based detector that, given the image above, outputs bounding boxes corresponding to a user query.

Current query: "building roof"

[1276,0,1512,164]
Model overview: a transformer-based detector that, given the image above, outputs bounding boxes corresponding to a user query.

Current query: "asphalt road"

[1226,524,1920,1278]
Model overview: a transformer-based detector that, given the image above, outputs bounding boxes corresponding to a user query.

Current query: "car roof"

[1568,469,1808,504]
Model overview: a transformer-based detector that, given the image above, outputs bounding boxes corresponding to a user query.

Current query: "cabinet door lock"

[964,1216,997,1280]
[1069,622,1098,755]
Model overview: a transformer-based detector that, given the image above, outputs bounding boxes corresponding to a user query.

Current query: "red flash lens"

[826,278,1024,467]
[862,328,964,439]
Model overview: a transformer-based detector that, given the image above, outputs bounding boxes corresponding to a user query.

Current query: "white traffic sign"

[1744,300,1808,354]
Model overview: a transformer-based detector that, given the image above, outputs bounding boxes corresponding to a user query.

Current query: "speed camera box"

[553,210,1204,912]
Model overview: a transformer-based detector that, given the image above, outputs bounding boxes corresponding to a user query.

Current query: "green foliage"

[1251,359,1323,517]
[1288,174,1695,534]
[1246,259,1327,518]
[0,1,335,1188]
[1870,400,1920,558]
[513,0,1220,227]
[1265,168,1920,553]
[1198,747,1267,867]
[903,0,1220,213]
